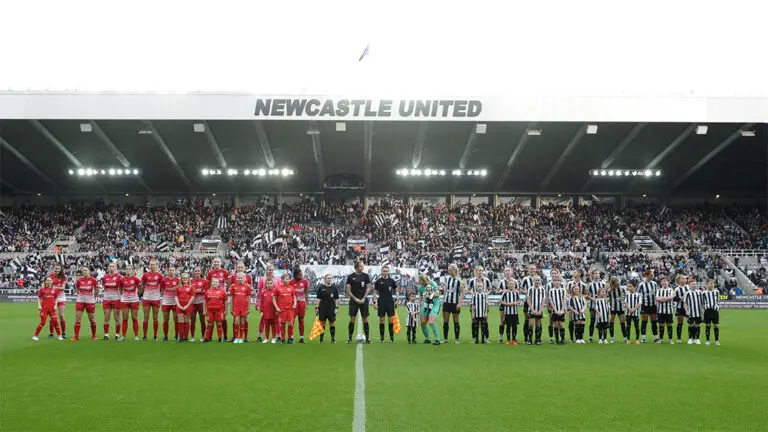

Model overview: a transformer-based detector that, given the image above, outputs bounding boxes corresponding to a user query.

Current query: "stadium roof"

[0,120,765,198]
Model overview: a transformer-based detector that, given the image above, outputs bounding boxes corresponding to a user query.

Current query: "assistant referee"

[373,265,399,344]
[346,261,373,344]
[315,274,339,344]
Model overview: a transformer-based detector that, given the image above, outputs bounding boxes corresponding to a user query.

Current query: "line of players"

[431,265,721,346]
[32,258,315,344]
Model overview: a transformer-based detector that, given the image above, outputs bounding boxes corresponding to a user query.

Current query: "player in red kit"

[289,267,310,343]
[203,279,227,343]
[101,263,122,340]
[229,262,252,342]
[230,273,252,344]
[71,267,100,341]
[273,275,296,344]
[259,278,278,343]
[119,266,142,341]
[256,264,281,342]
[48,264,67,338]
[190,267,209,342]
[207,258,230,341]
[140,260,163,341]
[175,273,196,342]
[160,267,180,342]
[33,277,63,340]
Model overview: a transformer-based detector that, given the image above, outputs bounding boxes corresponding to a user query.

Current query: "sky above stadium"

[1,0,766,98]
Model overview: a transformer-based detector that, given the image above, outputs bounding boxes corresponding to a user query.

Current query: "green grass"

[1,304,766,432]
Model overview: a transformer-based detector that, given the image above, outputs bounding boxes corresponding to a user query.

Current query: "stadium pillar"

[573,197,579,207]
[277,194,284,206]
[533,195,540,209]
[449,194,455,207]
[492,194,499,207]
[618,194,626,209]
[234,194,240,208]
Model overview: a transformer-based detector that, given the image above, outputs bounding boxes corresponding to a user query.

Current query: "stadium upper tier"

[2,200,766,256]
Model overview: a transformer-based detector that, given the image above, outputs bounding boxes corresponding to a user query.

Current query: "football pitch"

[1,304,766,432]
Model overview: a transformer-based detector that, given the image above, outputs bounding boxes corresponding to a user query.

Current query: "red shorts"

[176,305,193,316]
[56,301,66,307]
[103,300,122,310]
[278,309,294,324]
[75,302,96,314]
[122,301,140,310]
[143,300,161,307]
[161,304,175,313]
[207,309,224,322]
[295,301,307,318]
[40,309,56,319]
[233,307,249,317]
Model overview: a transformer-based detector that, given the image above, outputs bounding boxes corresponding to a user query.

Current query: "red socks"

[288,325,294,339]
[233,324,240,340]
[205,324,213,340]
[103,323,110,335]
[121,320,128,337]
[298,320,305,337]
[174,316,178,338]
[132,319,139,336]
[153,320,158,338]
[243,322,249,340]
[90,321,97,337]
[163,321,169,338]
[74,322,82,338]
[142,320,148,338]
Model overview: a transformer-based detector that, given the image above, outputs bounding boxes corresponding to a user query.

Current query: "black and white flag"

[374,215,386,228]
[379,245,390,254]
[251,234,263,247]
[452,245,464,259]
[264,231,275,244]
[407,206,414,220]
[396,240,402,250]
[230,250,241,261]
[156,242,170,252]
[55,254,68,266]
[331,229,341,238]
[217,216,228,230]
[381,258,390,267]
[10,257,23,272]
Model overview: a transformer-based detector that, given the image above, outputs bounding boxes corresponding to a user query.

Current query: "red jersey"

[48,273,66,289]
[230,284,252,310]
[38,287,62,310]
[258,288,277,319]
[207,268,230,288]
[205,288,227,310]
[119,276,141,302]
[101,273,121,301]
[75,277,98,303]
[274,285,295,310]
[161,276,180,306]
[176,285,194,306]
[229,273,253,287]
[289,278,310,303]
[141,271,163,301]
[191,277,210,304]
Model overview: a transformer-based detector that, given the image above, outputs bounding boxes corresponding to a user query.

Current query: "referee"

[315,274,339,344]
[372,265,399,344]
[346,261,373,344]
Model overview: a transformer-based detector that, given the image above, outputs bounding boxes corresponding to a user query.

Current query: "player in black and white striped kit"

[526,275,547,345]
[684,281,704,345]
[548,277,568,345]
[405,292,420,344]
[468,266,491,344]
[637,270,659,343]
[701,279,720,345]
[594,287,611,344]
[673,274,690,343]
[567,285,587,343]
[607,276,626,343]
[520,265,537,343]
[546,271,565,344]
[497,267,517,343]
[655,276,676,344]
[567,270,587,343]
[441,264,464,344]
[624,281,642,344]
[499,278,522,344]
[587,270,605,343]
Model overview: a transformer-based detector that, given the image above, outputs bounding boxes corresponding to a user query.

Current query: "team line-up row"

[31,260,723,346]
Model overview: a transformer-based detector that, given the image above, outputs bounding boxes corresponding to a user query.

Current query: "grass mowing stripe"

[353,342,366,432]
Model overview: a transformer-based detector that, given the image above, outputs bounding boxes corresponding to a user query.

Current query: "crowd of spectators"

[0,205,83,252]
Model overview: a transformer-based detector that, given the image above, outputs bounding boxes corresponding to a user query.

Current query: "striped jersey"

[594,298,611,323]
[656,287,676,315]
[406,300,420,327]
[568,296,587,321]
[501,290,520,315]
[674,285,690,310]
[625,292,642,317]
[637,280,659,307]
[684,290,704,318]
[498,278,517,292]
[567,280,587,297]
[588,280,606,308]
[527,286,547,312]
[608,286,626,312]
[443,276,463,304]
[520,276,535,291]
[471,292,488,318]
[547,286,568,313]
[701,290,719,311]
[468,277,492,294]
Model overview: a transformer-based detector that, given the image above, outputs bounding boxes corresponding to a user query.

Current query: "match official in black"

[373,265,399,343]
[346,261,373,344]
[315,274,339,344]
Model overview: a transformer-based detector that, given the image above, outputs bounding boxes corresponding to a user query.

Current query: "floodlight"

[696,125,708,135]
[479,169,487,176]
[586,124,598,134]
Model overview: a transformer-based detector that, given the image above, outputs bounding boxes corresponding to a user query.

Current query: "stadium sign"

[255,98,482,119]
[490,236,511,245]
[346,236,368,247]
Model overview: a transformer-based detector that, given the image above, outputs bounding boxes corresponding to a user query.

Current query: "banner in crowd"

[346,236,368,248]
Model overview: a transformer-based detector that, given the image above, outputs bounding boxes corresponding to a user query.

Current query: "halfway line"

[352,315,366,432]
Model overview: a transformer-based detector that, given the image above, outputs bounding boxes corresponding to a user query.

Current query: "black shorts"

[611,309,625,316]
[597,322,609,330]
[504,314,519,326]
[641,305,658,315]
[550,314,565,322]
[703,309,719,324]
[523,303,529,314]
[675,308,687,317]
[377,301,395,318]
[657,313,673,324]
[687,316,702,325]
[349,300,370,318]
[318,305,337,323]
[529,312,543,319]
[443,303,460,314]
